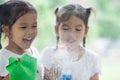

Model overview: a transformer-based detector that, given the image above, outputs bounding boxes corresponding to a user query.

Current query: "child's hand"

[1,75,9,80]
[44,68,51,80]
[44,66,61,80]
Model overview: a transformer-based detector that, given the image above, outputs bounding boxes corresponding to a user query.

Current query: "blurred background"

[0,0,120,80]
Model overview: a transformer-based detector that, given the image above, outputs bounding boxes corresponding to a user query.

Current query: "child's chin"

[23,46,31,49]
[66,42,77,46]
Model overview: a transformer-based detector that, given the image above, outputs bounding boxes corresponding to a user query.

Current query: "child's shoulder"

[0,48,12,58]
[0,48,6,53]
[85,48,101,74]
[0,49,5,61]
[0,49,4,55]
[84,48,100,61]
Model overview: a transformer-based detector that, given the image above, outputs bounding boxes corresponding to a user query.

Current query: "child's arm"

[43,66,61,80]
[43,68,51,80]
[0,76,4,80]
[90,73,99,80]
[0,75,9,80]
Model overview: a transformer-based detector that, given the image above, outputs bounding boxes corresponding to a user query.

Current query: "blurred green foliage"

[95,0,120,40]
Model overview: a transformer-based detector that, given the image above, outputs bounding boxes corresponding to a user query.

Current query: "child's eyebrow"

[76,25,82,27]
[19,23,27,26]
[19,22,37,25]
[62,24,69,27]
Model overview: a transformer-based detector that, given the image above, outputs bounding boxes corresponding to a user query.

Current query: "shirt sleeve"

[91,54,101,76]
[0,55,8,76]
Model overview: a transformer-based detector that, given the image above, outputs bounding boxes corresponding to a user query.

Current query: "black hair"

[0,0,36,49]
[54,4,92,48]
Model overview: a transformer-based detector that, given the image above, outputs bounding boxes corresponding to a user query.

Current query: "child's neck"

[67,46,85,61]
[6,46,26,55]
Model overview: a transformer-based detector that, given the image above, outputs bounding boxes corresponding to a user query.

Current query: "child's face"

[58,15,88,47]
[8,12,37,50]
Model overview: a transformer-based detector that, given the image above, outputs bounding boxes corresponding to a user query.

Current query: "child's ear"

[2,25,10,37]
[54,25,59,36]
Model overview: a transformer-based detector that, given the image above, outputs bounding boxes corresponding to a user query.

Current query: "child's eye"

[76,29,81,31]
[62,26,69,30]
[62,28,69,30]
[32,26,37,28]
[21,26,27,29]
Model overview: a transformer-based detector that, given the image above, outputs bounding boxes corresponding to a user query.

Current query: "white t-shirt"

[40,47,101,80]
[0,47,42,80]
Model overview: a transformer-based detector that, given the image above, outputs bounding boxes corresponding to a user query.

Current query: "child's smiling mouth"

[23,37,33,46]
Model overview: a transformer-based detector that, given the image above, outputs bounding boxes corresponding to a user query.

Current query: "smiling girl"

[0,0,42,80]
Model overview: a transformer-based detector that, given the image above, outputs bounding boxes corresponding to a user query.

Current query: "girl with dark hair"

[0,0,42,80]
[41,4,101,80]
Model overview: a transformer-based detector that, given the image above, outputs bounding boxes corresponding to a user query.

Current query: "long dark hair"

[0,0,36,49]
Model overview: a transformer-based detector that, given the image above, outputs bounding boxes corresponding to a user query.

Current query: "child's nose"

[27,28,36,35]
[69,31,76,39]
